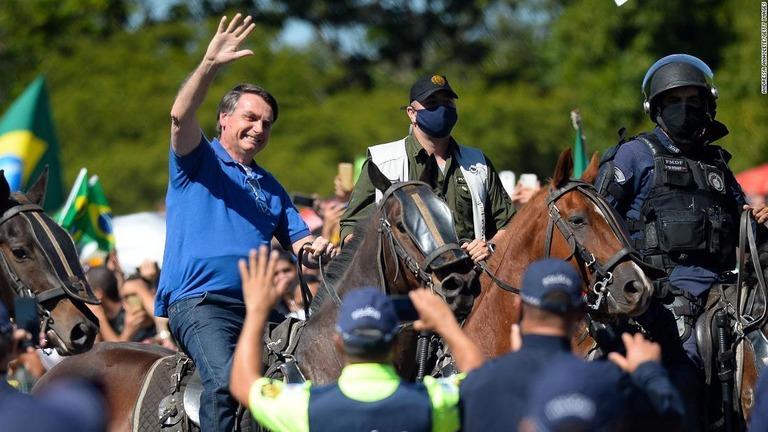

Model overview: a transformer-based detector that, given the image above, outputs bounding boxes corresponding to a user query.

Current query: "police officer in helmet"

[596,53,768,431]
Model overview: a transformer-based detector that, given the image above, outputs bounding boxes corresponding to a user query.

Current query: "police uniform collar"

[520,334,573,351]
[652,127,683,155]
[338,363,399,383]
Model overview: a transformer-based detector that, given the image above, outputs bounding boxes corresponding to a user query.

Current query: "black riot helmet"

[642,54,719,122]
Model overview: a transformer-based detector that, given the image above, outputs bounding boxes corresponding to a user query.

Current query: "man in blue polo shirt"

[156,14,336,432]
[231,246,483,432]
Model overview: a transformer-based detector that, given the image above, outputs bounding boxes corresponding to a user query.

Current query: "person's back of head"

[335,287,399,362]
[86,265,119,302]
[521,357,628,432]
[520,259,585,333]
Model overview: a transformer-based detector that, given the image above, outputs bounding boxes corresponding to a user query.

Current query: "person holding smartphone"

[231,246,485,432]
[339,74,515,263]
[0,302,108,432]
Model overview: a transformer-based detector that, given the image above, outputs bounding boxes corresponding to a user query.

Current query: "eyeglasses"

[243,169,269,213]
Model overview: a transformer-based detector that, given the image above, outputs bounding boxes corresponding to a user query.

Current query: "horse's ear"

[0,170,10,203]
[367,160,393,193]
[580,151,600,184]
[551,148,574,189]
[418,155,440,189]
[26,166,49,206]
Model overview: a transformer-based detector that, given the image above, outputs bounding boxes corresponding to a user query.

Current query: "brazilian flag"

[0,76,64,211]
[55,168,115,253]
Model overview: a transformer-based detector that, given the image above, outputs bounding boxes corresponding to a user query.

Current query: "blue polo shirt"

[155,134,310,316]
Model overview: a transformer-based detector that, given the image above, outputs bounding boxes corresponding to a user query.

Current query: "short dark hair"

[86,266,119,303]
[216,83,279,134]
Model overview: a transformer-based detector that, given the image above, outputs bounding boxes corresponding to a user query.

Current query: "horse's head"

[368,159,479,319]
[0,168,99,355]
[542,149,661,317]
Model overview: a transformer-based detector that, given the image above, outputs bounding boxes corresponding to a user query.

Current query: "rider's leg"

[169,293,246,432]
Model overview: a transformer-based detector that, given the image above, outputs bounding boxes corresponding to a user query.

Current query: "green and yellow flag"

[0,76,64,211]
[55,168,115,253]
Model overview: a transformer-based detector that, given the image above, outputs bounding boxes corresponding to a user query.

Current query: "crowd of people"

[6,11,768,432]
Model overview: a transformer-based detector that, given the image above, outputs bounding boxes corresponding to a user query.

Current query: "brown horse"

[0,168,99,355]
[34,161,479,431]
[463,148,658,358]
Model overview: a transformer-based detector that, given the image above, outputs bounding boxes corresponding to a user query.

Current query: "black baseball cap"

[409,74,459,103]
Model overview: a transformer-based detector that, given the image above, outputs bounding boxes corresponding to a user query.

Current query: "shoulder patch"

[260,383,282,398]
[613,166,627,184]
[708,171,725,192]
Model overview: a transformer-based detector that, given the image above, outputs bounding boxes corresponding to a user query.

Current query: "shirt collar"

[520,334,573,351]
[212,137,263,178]
[338,363,399,384]
[406,132,460,162]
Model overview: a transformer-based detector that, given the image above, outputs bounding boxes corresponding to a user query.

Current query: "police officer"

[458,258,588,431]
[339,74,515,263]
[230,246,478,432]
[595,53,768,430]
[520,332,684,432]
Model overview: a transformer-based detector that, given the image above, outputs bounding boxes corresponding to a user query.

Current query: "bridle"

[0,201,98,334]
[544,180,644,311]
[376,180,472,292]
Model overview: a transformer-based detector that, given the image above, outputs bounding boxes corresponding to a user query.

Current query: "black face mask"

[658,103,708,145]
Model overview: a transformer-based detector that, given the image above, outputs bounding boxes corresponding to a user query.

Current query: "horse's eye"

[395,222,407,233]
[12,248,29,260]
[568,215,587,227]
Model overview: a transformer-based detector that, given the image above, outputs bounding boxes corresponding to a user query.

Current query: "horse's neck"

[464,203,548,357]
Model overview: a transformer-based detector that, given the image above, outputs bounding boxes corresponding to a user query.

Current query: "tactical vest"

[308,381,432,431]
[629,134,737,272]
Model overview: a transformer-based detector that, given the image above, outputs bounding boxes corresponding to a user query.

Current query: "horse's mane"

[308,208,375,314]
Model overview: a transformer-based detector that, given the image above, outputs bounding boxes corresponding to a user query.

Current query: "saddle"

[130,318,307,432]
[696,279,768,414]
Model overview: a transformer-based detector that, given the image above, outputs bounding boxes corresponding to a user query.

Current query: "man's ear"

[333,333,344,357]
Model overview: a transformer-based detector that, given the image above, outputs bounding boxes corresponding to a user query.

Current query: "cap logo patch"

[352,306,381,320]
[542,273,573,287]
[431,75,446,86]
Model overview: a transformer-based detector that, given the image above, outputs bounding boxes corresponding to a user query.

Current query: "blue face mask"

[415,105,458,138]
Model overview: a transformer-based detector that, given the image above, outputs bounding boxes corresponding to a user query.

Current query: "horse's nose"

[440,273,466,297]
[70,321,97,350]
[621,279,652,316]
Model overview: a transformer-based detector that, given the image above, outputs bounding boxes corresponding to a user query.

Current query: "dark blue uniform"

[525,355,685,431]
[459,334,573,431]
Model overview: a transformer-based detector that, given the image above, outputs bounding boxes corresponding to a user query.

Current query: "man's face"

[660,86,703,109]
[219,93,274,157]
[406,89,457,121]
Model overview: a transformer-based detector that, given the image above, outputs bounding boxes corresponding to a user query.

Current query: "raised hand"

[204,14,256,67]
[239,246,290,314]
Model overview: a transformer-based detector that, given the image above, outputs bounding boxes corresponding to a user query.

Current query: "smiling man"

[155,13,336,432]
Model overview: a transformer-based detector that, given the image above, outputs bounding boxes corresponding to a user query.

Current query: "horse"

[34,160,479,431]
[462,148,659,358]
[0,168,99,355]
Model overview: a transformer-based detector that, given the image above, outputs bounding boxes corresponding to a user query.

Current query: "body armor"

[629,134,737,273]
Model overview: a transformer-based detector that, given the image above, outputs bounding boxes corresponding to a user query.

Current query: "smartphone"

[499,170,516,196]
[520,173,538,189]
[291,193,316,208]
[338,162,355,191]
[124,294,144,311]
[14,297,39,349]
[391,295,420,322]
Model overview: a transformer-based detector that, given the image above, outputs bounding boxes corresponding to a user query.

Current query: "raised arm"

[171,14,256,156]
[230,246,289,407]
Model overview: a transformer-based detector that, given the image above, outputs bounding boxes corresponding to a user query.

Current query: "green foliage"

[0,0,765,214]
